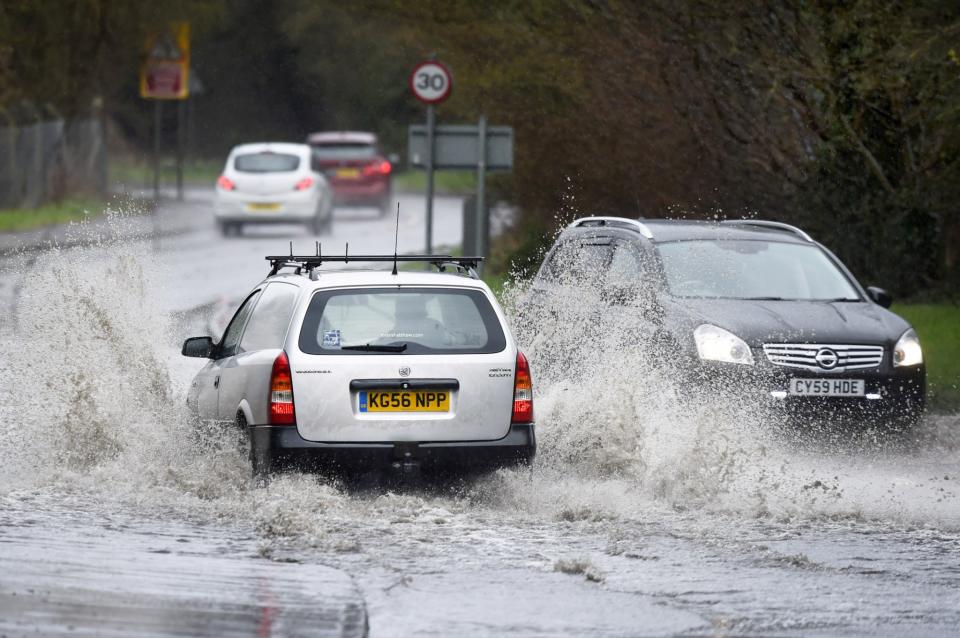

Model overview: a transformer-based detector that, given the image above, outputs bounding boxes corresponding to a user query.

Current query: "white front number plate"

[789,378,865,397]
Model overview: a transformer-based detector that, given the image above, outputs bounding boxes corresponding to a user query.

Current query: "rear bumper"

[250,423,536,474]
[214,194,319,222]
[330,180,389,205]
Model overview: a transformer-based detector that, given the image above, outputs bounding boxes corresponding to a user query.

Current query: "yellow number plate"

[359,390,450,413]
[336,168,360,179]
[246,202,280,211]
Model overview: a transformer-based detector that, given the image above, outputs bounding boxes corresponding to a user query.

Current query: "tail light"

[269,351,296,425]
[217,175,236,191]
[362,160,392,177]
[512,351,534,424]
[294,176,314,191]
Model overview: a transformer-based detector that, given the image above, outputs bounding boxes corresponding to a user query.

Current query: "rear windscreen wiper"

[340,343,408,352]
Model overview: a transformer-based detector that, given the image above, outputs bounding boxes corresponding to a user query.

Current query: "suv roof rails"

[265,245,483,279]
[720,219,813,242]
[569,216,653,239]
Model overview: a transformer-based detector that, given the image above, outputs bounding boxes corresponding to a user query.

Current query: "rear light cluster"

[217,175,236,191]
[512,351,534,424]
[294,176,314,191]
[269,352,296,425]
[362,160,392,177]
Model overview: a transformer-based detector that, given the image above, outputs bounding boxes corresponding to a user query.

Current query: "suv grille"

[763,343,884,372]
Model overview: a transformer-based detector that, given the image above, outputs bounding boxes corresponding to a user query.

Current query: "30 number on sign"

[409,61,453,105]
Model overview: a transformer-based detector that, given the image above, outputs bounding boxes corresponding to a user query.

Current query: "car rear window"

[234,152,300,173]
[311,143,377,161]
[299,287,506,355]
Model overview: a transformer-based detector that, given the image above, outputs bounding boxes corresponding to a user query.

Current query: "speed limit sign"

[409,60,453,105]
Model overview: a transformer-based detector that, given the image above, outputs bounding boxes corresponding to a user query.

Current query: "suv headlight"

[694,324,754,365]
[893,328,923,367]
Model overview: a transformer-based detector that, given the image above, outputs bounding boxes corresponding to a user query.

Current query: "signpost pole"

[425,104,435,255]
[153,100,161,201]
[475,115,487,270]
[176,99,186,201]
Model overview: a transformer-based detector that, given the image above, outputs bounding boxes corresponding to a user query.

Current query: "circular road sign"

[409,61,453,105]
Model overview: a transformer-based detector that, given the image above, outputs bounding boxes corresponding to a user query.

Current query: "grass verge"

[893,303,960,411]
[109,158,223,189]
[0,197,106,233]
[393,170,476,196]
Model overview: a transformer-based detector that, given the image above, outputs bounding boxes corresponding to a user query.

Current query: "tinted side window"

[218,290,261,358]
[544,239,614,284]
[239,283,299,353]
[606,242,658,286]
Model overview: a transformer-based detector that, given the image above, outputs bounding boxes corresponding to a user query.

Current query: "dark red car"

[307,131,393,216]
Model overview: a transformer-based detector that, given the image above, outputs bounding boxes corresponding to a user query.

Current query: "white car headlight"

[893,328,923,367]
[694,324,754,365]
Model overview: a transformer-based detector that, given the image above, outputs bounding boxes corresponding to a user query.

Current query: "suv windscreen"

[311,144,377,161]
[299,287,506,355]
[656,240,860,301]
[234,152,300,173]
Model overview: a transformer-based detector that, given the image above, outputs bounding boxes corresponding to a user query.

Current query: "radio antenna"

[391,201,400,275]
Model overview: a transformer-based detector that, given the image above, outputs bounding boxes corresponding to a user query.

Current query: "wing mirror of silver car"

[182,336,215,358]
[866,286,893,308]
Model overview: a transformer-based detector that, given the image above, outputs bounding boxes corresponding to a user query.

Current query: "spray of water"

[0,214,958,548]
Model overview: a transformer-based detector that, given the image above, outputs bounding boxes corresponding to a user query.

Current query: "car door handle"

[214,376,220,389]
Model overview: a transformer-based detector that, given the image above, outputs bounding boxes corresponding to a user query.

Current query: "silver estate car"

[182,254,536,477]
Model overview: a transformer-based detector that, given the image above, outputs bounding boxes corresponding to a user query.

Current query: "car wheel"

[239,412,271,482]
[310,214,330,235]
[379,197,392,218]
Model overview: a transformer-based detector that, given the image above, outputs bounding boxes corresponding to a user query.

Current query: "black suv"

[529,217,925,427]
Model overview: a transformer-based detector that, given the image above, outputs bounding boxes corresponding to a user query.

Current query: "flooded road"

[1,197,959,636]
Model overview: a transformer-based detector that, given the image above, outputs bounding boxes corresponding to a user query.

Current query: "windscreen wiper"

[340,343,408,352]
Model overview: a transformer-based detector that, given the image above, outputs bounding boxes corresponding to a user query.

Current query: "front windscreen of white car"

[657,240,861,301]
[298,288,506,355]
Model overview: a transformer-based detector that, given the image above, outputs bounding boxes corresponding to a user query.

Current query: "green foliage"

[3,0,957,296]
[0,197,105,232]
[893,303,960,410]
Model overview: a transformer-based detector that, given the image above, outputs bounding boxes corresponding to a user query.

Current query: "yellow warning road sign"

[140,23,190,100]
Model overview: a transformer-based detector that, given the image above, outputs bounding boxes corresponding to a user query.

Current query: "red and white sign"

[409,61,453,105]
[140,23,190,100]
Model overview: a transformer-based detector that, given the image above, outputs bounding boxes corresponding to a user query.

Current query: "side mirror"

[182,336,215,358]
[866,286,892,308]
[387,152,400,165]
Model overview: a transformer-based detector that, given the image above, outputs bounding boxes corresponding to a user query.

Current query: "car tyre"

[378,196,392,218]
[220,222,242,237]
[310,214,332,235]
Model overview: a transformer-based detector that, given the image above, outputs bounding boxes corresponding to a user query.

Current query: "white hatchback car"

[182,254,536,477]
[214,143,334,236]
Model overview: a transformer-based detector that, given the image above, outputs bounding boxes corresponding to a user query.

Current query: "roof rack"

[568,216,653,239]
[720,220,813,242]
[265,244,483,279]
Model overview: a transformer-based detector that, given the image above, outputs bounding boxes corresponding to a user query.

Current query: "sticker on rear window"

[322,329,341,348]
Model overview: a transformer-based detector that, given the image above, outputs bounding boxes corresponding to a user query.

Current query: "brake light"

[217,175,236,191]
[362,160,392,176]
[512,351,534,424]
[294,176,314,191]
[269,351,296,425]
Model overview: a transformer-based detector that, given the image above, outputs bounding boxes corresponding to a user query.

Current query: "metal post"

[176,99,185,201]
[475,115,487,271]
[425,104,435,255]
[153,100,161,201]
